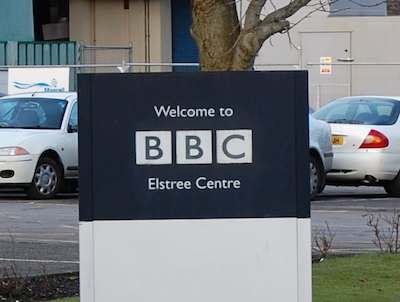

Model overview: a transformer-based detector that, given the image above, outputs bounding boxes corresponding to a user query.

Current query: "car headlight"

[0,147,30,156]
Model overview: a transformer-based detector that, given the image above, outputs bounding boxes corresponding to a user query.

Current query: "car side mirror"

[68,123,78,133]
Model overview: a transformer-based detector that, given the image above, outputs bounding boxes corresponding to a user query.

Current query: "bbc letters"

[135,105,252,191]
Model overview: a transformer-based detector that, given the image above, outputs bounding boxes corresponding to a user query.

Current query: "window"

[33,0,69,41]
[330,0,393,16]
[313,98,400,126]
[0,98,67,129]
[68,102,78,131]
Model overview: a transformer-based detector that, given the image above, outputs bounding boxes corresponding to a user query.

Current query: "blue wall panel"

[171,0,199,71]
[331,0,386,16]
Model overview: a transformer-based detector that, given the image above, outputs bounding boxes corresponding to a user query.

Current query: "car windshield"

[313,98,400,125]
[0,98,67,129]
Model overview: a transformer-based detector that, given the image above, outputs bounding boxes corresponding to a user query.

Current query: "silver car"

[309,114,333,199]
[313,96,400,196]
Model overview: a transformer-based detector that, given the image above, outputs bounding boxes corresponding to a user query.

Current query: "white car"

[0,92,78,199]
[313,96,400,196]
[309,114,333,199]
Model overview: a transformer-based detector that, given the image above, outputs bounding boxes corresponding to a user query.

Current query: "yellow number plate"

[331,135,343,145]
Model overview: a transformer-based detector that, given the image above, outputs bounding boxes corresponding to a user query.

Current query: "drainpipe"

[91,0,96,45]
[90,0,96,70]
[144,0,150,72]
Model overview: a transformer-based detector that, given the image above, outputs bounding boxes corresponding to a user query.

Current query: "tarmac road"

[0,186,399,275]
[311,186,399,255]
[0,189,78,276]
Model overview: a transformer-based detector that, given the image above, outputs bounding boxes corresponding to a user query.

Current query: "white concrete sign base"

[80,218,311,302]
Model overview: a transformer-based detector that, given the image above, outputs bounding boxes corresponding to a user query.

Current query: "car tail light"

[359,129,389,148]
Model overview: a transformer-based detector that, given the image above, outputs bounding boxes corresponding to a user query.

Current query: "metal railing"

[306,61,400,107]
[78,42,133,73]
[2,59,400,103]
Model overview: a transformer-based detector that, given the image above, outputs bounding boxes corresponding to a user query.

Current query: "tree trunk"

[191,0,312,71]
[191,0,240,71]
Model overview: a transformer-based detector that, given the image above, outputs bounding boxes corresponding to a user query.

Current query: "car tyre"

[310,155,323,200]
[384,173,400,197]
[26,157,63,199]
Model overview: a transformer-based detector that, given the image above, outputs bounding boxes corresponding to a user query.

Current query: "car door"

[62,101,78,178]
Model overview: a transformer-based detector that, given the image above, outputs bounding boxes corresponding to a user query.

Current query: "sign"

[78,71,311,302]
[320,56,332,74]
[135,129,253,165]
[8,67,70,94]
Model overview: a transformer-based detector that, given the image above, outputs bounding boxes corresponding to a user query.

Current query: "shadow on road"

[312,186,400,212]
[315,185,389,200]
[0,188,78,203]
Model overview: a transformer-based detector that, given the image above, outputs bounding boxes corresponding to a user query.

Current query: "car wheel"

[26,157,63,199]
[310,155,323,200]
[384,173,400,197]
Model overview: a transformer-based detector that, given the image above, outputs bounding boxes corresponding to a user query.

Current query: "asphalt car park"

[0,186,392,276]
[0,189,79,276]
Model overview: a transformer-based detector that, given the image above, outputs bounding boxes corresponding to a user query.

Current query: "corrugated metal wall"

[0,41,77,66]
[0,42,6,65]
[17,41,77,65]
[0,41,77,92]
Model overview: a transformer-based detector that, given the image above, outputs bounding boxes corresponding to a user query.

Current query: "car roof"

[1,91,77,101]
[334,95,400,102]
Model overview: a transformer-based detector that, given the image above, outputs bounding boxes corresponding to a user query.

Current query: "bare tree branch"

[262,0,313,24]
[243,0,267,30]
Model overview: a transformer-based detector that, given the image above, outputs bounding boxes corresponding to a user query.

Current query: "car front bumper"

[0,155,38,184]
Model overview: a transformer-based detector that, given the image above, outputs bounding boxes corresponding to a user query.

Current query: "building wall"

[69,0,400,104]
[0,0,34,41]
[247,1,400,107]
[69,0,172,72]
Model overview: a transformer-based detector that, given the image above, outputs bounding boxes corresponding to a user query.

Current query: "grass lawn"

[47,253,400,302]
[313,253,400,302]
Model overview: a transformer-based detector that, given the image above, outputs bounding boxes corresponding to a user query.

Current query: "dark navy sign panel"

[78,71,309,221]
